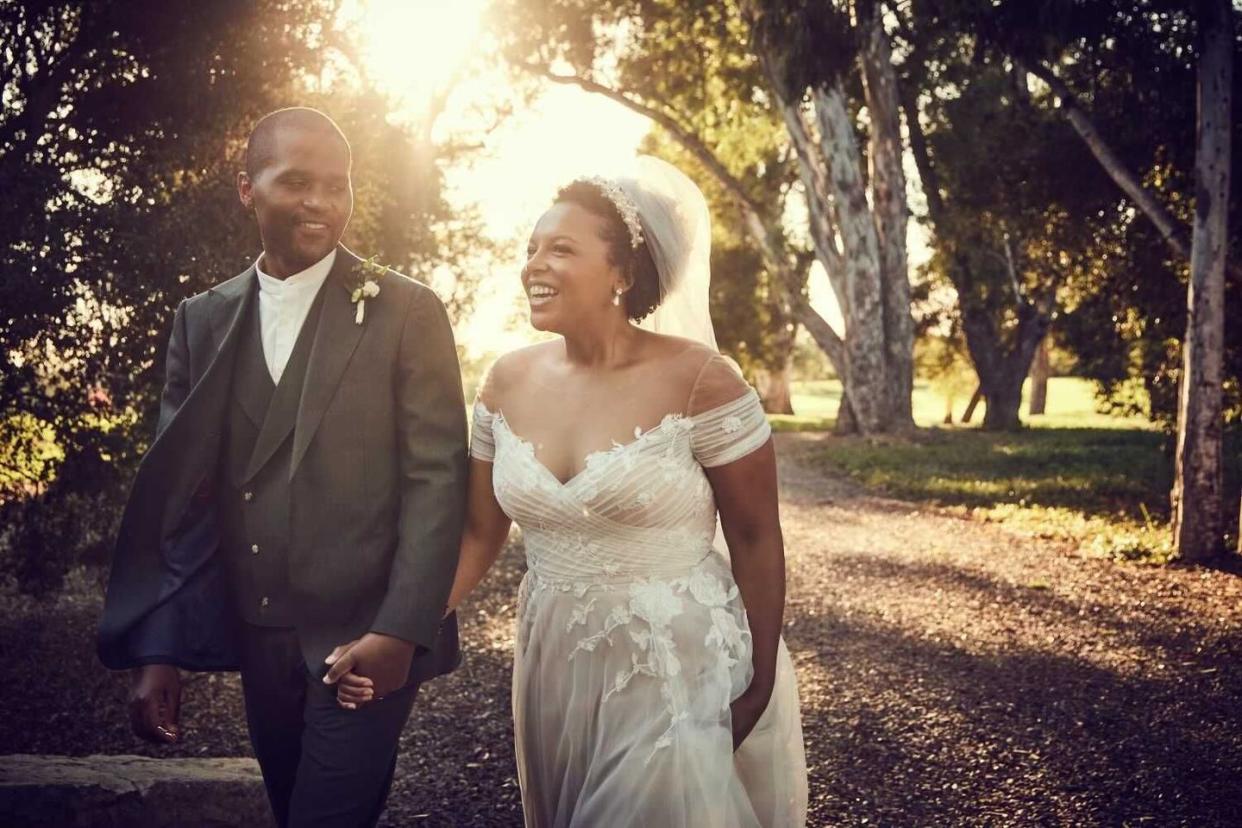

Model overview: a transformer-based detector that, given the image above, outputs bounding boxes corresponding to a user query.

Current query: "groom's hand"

[128,664,181,744]
[323,632,415,700]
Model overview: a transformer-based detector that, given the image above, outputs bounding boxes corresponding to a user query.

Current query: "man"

[98,107,468,827]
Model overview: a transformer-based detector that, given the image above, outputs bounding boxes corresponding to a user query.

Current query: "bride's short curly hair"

[555,181,663,322]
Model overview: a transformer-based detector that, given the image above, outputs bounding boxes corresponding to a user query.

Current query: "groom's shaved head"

[245,107,351,177]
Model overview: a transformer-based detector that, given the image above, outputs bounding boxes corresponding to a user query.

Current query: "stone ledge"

[0,754,273,827]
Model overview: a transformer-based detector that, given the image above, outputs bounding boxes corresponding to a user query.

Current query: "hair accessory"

[575,176,645,249]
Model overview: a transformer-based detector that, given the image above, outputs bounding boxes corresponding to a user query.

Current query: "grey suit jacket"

[98,246,468,682]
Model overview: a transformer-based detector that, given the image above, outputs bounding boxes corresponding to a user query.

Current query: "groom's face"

[238,125,353,274]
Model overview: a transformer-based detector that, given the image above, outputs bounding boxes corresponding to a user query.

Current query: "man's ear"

[237,171,254,210]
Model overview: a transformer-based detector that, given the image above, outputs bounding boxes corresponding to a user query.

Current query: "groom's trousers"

[238,623,419,828]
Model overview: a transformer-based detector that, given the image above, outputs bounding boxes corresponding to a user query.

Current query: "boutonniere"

[349,256,385,325]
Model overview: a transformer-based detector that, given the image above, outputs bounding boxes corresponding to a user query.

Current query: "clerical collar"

[254,248,337,292]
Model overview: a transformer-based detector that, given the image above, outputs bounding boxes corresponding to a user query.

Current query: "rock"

[0,754,273,827]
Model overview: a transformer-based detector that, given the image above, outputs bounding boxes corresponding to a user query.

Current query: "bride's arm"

[444,457,512,614]
[706,440,785,746]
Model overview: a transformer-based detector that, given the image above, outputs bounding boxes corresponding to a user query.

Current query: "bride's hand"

[335,671,375,709]
[323,632,415,702]
[730,683,773,750]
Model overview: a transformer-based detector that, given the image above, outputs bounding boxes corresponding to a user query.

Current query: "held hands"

[128,664,182,744]
[322,632,415,709]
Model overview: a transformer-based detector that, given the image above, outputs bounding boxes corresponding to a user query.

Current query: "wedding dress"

[470,352,808,827]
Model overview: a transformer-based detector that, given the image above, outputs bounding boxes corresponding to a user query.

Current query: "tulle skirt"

[511,552,807,827]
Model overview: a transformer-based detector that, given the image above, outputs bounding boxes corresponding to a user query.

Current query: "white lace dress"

[470,369,807,827]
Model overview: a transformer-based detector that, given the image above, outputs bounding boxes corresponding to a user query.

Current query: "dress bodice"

[470,383,770,585]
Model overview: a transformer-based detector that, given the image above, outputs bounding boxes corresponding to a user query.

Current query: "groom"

[98,107,468,826]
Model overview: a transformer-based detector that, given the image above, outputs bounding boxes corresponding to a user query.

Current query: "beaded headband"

[574,175,645,249]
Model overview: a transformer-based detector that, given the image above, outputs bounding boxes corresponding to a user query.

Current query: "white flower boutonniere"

[349,256,385,325]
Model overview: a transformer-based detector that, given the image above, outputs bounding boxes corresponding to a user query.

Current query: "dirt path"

[774,432,1242,825]
[3,433,1240,825]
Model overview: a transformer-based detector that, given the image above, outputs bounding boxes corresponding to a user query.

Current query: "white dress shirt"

[254,249,336,384]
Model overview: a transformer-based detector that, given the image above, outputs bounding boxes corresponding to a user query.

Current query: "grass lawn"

[775,377,1240,562]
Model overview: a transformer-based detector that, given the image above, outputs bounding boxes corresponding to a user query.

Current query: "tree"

[747,0,917,433]
[1029,336,1050,416]
[894,16,1109,430]
[0,0,342,591]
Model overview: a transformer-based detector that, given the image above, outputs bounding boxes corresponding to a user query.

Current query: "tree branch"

[796,303,847,377]
[1019,57,1193,263]
[526,65,769,221]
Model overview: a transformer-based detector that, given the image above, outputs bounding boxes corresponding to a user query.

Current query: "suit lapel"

[207,267,255,355]
[289,248,366,478]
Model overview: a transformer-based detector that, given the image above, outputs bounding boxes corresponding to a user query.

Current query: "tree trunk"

[962,386,983,424]
[1029,335,1050,416]
[835,391,859,436]
[1173,0,1232,564]
[859,7,915,432]
[981,374,1025,431]
[961,307,1047,432]
[754,362,795,415]
[810,83,890,434]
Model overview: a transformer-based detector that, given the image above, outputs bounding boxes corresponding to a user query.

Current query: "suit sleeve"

[370,285,469,650]
[156,299,191,439]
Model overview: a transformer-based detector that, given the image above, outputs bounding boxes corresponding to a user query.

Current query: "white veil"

[613,156,719,352]
[608,156,738,555]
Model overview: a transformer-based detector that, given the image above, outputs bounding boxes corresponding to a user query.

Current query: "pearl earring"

[612,288,622,307]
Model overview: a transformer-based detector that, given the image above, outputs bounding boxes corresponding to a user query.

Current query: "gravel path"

[3,431,1240,826]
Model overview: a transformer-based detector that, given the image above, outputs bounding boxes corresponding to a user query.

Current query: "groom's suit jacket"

[98,246,468,684]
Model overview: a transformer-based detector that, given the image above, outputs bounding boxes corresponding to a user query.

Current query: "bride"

[341,157,807,826]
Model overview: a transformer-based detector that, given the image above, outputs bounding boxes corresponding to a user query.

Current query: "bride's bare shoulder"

[479,341,561,407]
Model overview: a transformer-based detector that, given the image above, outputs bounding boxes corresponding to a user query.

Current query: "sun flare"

[352,0,489,111]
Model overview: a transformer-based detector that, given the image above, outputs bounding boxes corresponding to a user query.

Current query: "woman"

[340,158,806,826]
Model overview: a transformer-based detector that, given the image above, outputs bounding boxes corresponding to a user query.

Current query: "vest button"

[251,544,260,555]
[243,491,254,502]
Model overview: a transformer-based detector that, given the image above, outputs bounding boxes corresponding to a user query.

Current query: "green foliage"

[747,0,855,94]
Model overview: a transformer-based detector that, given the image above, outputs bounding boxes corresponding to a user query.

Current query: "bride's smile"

[521,198,632,336]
